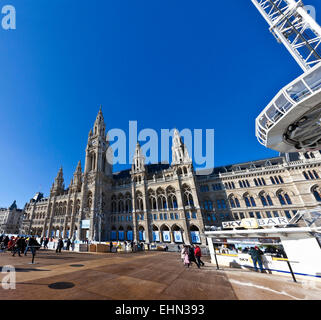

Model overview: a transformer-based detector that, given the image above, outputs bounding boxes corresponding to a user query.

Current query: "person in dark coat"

[188,245,200,268]
[249,246,264,272]
[43,238,49,249]
[12,237,23,256]
[3,235,9,248]
[28,237,40,264]
[66,238,71,251]
[56,238,64,253]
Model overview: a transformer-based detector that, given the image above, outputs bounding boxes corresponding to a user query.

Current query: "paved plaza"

[0,250,320,300]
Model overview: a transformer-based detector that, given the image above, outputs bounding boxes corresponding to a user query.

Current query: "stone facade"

[21,110,321,245]
[0,201,24,234]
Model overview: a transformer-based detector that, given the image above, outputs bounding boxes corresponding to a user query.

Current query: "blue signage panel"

[139,231,145,241]
[174,231,183,243]
[153,231,160,242]
[81,220,90,229]
[111,231,117,240]
[191,231,200,243]
[118,231,124,241]
[162,231,171,242]
[127,231,133,241]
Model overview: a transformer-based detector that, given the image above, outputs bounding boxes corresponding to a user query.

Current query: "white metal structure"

[253,0,321,152]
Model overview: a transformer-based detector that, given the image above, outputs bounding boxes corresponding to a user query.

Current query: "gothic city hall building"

[22,109,321,245]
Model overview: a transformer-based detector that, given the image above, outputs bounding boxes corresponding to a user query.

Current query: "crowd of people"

[180,244,205,269]
[0,234,42,263]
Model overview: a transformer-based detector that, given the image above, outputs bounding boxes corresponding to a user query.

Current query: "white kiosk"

[205,209,321,281]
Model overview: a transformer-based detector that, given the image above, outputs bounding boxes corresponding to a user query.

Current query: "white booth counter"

[205,226,321,281]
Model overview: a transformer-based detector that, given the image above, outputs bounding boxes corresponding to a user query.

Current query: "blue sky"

[0,0,320,208]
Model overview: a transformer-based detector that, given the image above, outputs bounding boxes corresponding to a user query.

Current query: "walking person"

[66,238,71,251]
[28,236,40,264]
[180,246,185,262]
[194,245,205,267]
[189,245,200,268]
[71,239,76,251]
[56,238,64,253]
[43,237,49,249]
[249,246,264,273]
[12,237,22,257]
[183,246,190,268]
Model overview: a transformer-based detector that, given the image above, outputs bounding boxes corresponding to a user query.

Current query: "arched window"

[313,170,319,179]
[260,194,267,207]
[229,198,236,208]
[267,195,273,206]
[312,186,321,202]
[244,194,256,207]
[271,177,275,185]
[284,193,292,205]
[303,172,309,180]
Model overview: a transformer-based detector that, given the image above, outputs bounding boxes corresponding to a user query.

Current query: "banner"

[162,231,171,242]
[118,231,124,241]
[139,231,145,241]
[81,220,90,229]
[66,230,70,238]
[111,231,117,240]
[55,230,60,237]
[127,231,133,241]
[153,231,160,242]
[174,231,183,243]
[191,231,200,243]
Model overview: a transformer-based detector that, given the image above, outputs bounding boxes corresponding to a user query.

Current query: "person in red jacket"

[194,245,205,267]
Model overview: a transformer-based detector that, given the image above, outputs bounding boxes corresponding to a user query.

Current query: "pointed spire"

[93,106,105,137]
[132,142,145,173]
[171,128,191,165]
[76,160,82,172]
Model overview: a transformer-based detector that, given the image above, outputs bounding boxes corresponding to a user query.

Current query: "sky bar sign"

[222,217,289,229]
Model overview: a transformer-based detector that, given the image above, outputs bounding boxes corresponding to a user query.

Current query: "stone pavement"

[0,250,320,300]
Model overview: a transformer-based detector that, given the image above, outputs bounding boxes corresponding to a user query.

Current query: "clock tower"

[79,106,113,241]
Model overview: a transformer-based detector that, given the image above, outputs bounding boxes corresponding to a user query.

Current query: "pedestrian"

[71,239,75,251]
[8,236,15,252]
[188,245,200,268]
[21,237,26,253]
[177,244,181,252]
[40,237,44,248]
[249,246,264,273]
[180,246,185,262]
[194,245,205,267]
[44,238,49,249]
[24,237,30,256]
[12,236,23,257]
[56,238,64,253]
[3,235,9,248]
[110,241,113,253]
[183,246,190,268]
[66,238,71,251]
[28,236,40,264]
